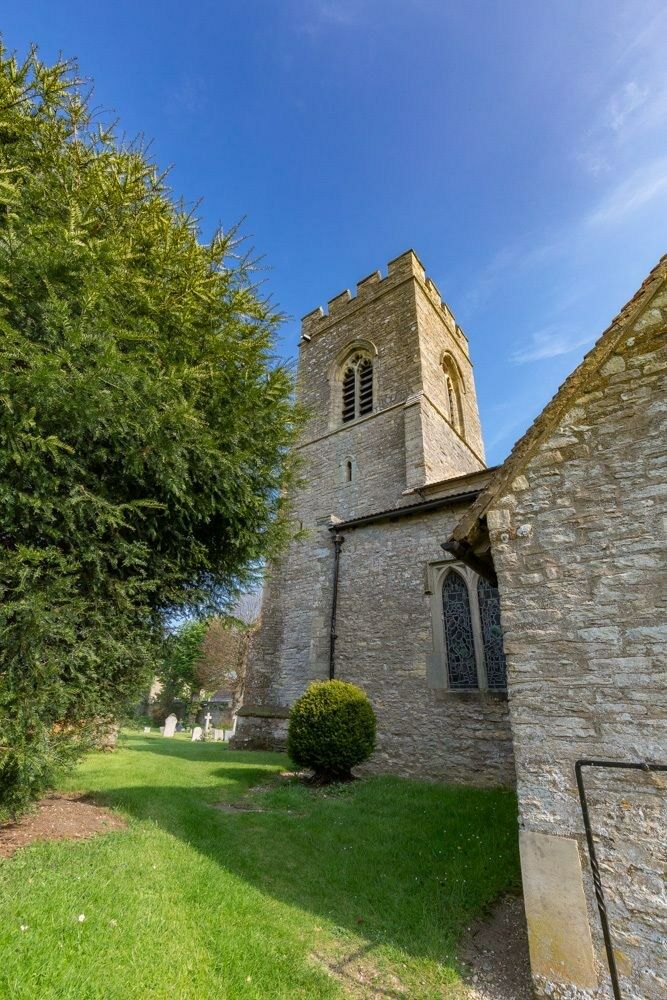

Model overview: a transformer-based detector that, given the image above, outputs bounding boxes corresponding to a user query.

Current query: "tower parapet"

[300,250,469,352]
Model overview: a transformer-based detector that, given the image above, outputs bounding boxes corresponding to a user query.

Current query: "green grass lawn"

[0,733,520,999]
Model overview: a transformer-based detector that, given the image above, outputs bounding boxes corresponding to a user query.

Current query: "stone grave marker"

[163,714,178,738]
[191,726,203,741]
[213,729,224,741]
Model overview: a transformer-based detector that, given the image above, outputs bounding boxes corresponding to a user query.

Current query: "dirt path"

[460,895,533,1000]
[0,793,126,859]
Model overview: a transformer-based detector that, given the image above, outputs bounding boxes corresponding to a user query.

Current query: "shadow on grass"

[92,737,521,970]
[118,732,284,767]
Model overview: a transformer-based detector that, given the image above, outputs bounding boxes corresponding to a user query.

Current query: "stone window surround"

[440,350,466,438]
[329,339,380,431]
[337,453,358,487]
[426,558,507,694]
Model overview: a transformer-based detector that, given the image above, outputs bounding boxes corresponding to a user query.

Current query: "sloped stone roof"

[449,253,667,547]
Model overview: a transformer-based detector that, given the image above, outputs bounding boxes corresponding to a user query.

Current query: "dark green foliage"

[0,44,300,817]
[287,680,376,780]
[155,620,208,723]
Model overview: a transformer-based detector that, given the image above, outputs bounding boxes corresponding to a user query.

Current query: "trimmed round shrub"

[287,680,376,780]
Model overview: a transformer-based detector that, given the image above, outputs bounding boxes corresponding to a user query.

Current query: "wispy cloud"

[293,0,363,37]
[461,239,563,315]
[577,9,667,177]
[606,80,649,133]
[586,157,667,227]
[465,154,667,317]
[510,326,593,365]
[578,78,667,176]
[166,75,208,117]
[310,1,358,26]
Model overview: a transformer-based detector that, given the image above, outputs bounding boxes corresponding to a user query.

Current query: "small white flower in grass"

[20,925,28,932]
[78,914,86,923]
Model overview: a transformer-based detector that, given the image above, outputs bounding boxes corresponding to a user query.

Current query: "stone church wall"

[235,250,512,785]
[335,505,515,786]
[239,500,515,785]
[487,290,667,997]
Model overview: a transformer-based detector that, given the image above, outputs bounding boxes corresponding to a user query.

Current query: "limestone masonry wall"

[235,251,509,784]
[335,507,514,785]
[487,284,667,998]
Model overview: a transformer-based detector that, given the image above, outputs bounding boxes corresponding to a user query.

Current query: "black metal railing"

[575,758,667,1000]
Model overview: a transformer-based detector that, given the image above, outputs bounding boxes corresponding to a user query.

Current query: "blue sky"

[5,0,666,463]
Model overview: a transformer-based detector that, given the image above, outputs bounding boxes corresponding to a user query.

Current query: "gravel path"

[460,895,534,1000]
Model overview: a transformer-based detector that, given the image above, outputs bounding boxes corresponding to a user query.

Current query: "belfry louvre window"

[431,564,508,691]
[341,353,374,422]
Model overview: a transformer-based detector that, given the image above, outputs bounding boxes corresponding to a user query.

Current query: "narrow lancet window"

[442,571,478,689]
[446,376,456,427]
[477,578,507,690]
[442,357,464,436]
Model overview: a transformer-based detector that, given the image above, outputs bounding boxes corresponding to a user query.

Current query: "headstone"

[213,729,224,741]
[204,711,213,733]
[191,726,203,741]
[163,714,178,738]
[159,726,165,734]
[143,726,151,733]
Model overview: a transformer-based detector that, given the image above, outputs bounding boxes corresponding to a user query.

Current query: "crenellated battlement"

[300,249,468,344]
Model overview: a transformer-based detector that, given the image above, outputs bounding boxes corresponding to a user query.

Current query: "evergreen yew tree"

[0,44,300,816]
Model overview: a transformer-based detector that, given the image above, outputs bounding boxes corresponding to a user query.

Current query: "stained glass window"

[442,571,478,689]
[477,578,507,690]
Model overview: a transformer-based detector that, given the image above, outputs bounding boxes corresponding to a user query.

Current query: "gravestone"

[213,729,224,741]
[143,726,151,733]
[163,714,178,738]
[191,726,203,742]
[204,711,213,733]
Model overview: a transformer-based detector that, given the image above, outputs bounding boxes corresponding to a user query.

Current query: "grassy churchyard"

[0,734,521,999]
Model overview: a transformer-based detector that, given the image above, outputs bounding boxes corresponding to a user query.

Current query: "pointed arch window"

[429,563,507,691]
[442,356,464,436]
[341,353,374,423]
[477,577,507,690]
[442,571,478,689]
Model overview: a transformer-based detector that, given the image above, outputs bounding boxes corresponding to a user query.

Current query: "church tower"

[297,248,485,520]
[234,250,486,746]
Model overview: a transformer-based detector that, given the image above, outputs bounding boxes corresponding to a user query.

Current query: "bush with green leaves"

[287,681,376,781]
[0,44,300,818]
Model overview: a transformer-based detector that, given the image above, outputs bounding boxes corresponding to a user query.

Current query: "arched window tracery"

[441,356,464,436]
[430,563,507,692]
[477,577,508,690]
[442,571,478,689]
[341,352,374,423]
